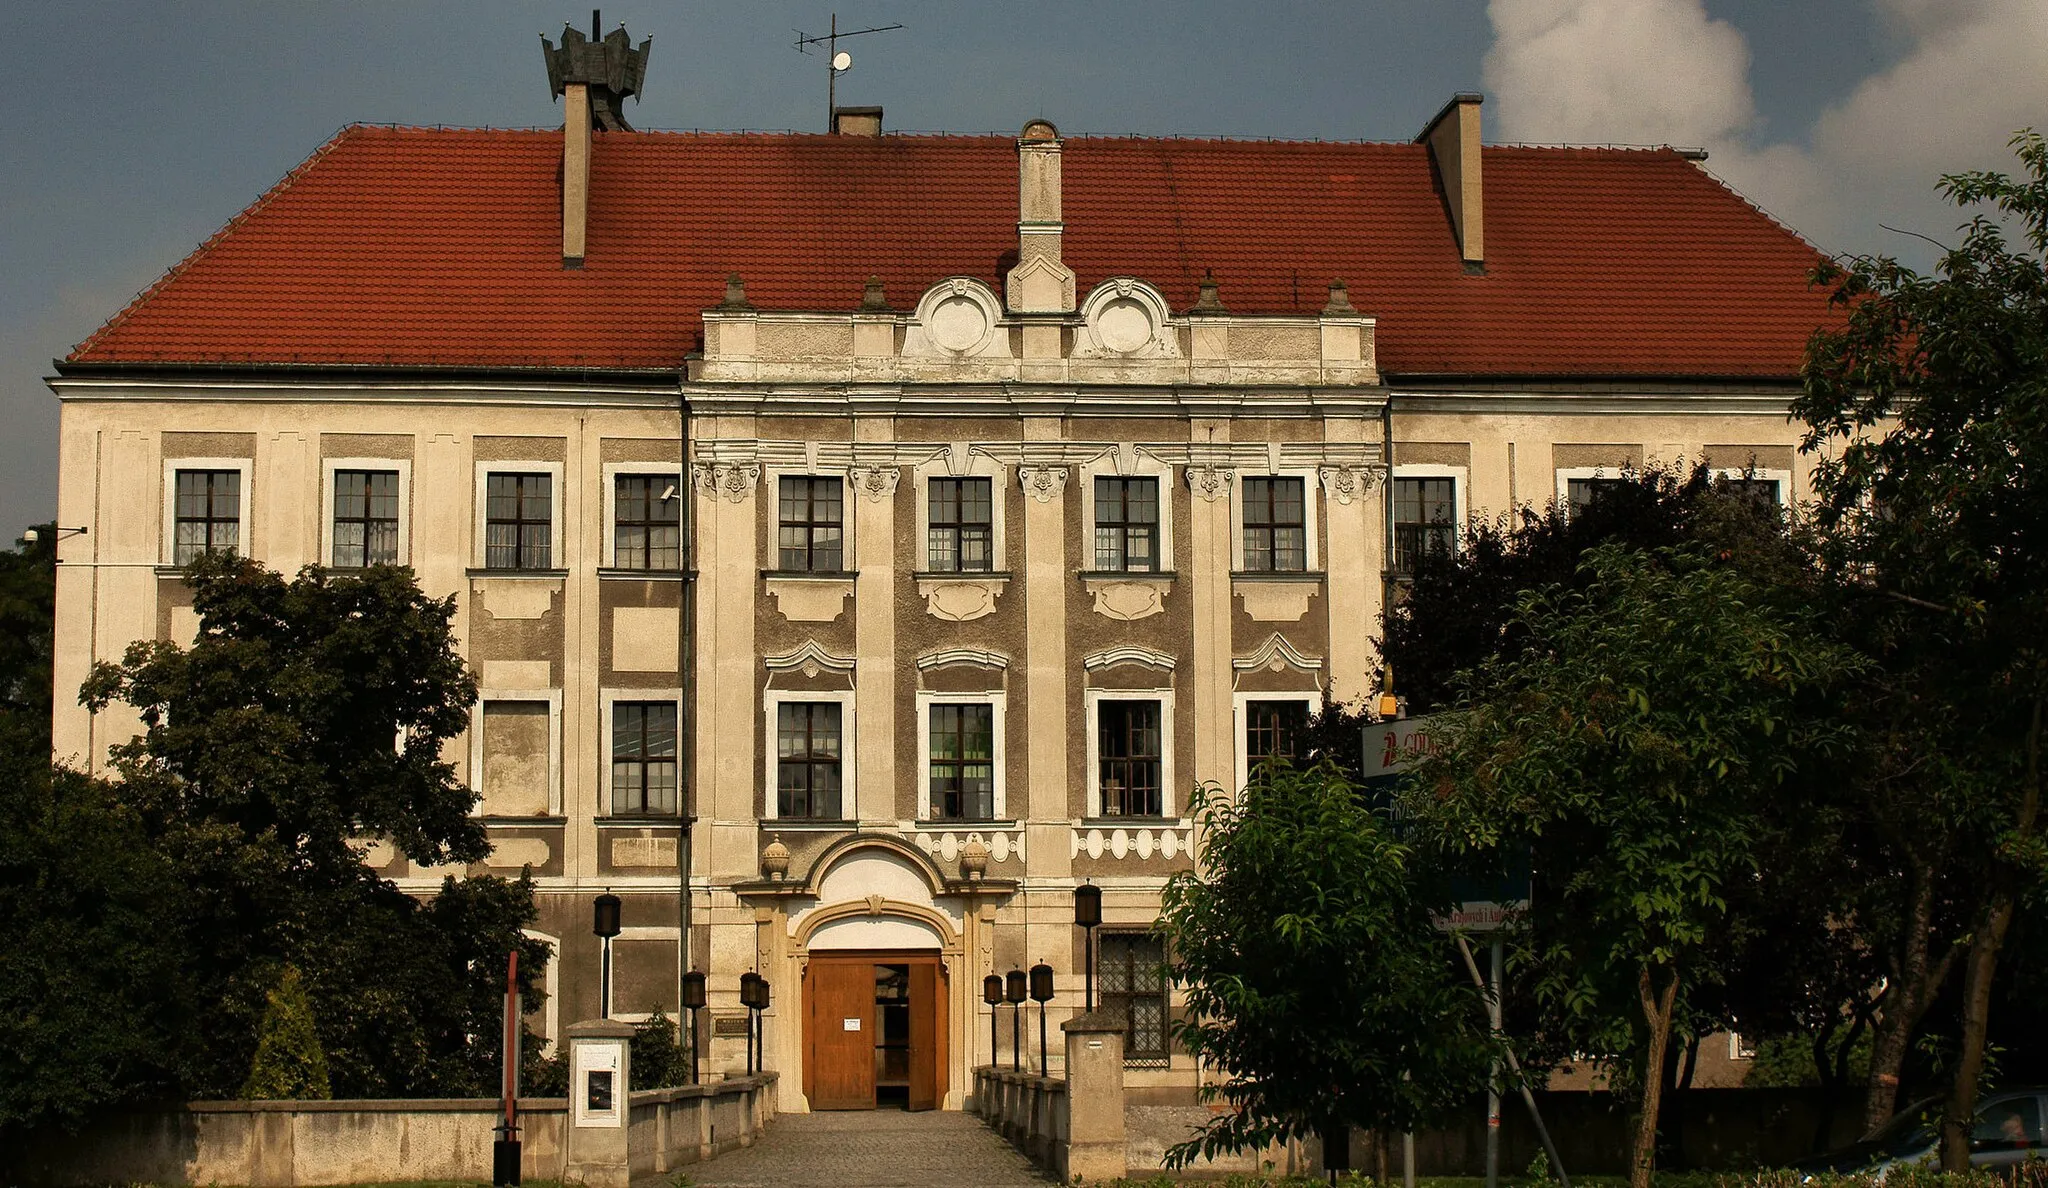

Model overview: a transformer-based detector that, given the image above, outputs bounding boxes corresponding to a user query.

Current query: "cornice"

[47,375,680,407]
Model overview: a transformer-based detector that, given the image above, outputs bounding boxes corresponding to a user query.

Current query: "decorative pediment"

[763,640,857,677]
[915,647,1011,671]
[1083,645,1178,672]
[1233,633,1323,673]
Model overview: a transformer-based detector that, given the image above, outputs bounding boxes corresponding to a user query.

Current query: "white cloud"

[1483,0,2048,261]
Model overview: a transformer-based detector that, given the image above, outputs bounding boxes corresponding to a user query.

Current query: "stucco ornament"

[1017,465,1070,504]
[847,464,901,502]
[1318,464,1384,506]
[958,835,990,881]
[760,835,791,881]
[692,461,760,503]
[1185,465,1236,502]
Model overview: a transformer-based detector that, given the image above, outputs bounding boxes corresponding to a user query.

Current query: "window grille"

[613,475,681,570]
[1241,477,1306,571]
[1093,477,1159,572]
[1392,477,1456,573]
[777,702,843,819]
[332,469,400,567]
[929,702,994,820]
[1099,932,1170,1066]
[1244,699,1308,776]
[778,477,844,572]
[611,701,678,815]
[1098,699,1163,817]
[927,477,993,572]
[485,473,553,569]
[173,469,241,565]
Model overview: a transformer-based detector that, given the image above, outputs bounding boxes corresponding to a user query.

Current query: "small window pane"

[928,478,993,572]
[1094,477,1160,573]
[173,469,242,566]
[486,473,552,570]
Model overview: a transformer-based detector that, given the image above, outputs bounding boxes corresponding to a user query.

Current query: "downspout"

[678,375,695,1054]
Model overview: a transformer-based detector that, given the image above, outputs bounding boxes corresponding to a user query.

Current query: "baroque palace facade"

[47,29,1833,1110]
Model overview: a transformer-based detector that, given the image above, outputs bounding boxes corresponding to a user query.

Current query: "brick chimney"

[1005,119,1076,315]
[542,15,652,268]
[1417,93,1485,273]
[832,105,883,136]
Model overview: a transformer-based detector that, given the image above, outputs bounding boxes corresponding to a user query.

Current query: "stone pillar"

[1062,1011,1128,1183]
[563,1019,635,1188]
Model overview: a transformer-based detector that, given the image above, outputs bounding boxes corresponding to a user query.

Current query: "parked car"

[1798,1089,2047,1180]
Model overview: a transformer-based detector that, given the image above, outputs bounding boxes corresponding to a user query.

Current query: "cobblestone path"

[679,1108,1053,1188]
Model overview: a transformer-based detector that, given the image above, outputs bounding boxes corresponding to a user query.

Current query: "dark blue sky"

[3,1,2039,530]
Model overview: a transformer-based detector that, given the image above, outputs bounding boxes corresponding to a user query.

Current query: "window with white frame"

[1392,475,1459,573]
[171,468,243,564]
[777,476,845,572]
[1710,468,1792,510]
[1093,477,1160,572]
[611,474,682,570]
[1233,691,1321,793]
[925,698,997,820]
[610,700,678,815]
[1240,477,1307,572]
[485,472,555,569]
[1097,698,1164,817]
[331,468,401,567]
[775,701,844,819]
[926,477,993,572]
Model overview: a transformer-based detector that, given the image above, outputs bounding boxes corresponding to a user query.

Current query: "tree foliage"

[1155,760,1505,1167]
[1793,129,2048,1164]
[241,966,331,1100]
[73,555,550,1100]
[1409,545,1863,1188]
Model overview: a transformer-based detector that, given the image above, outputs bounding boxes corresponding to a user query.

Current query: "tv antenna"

[794,14,904,132]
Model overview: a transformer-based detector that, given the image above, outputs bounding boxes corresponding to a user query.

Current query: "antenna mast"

[794,13,904,132]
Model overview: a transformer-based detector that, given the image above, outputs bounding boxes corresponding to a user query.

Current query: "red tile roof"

[67,124,1836,379]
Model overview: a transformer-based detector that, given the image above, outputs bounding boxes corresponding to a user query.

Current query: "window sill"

[466,567,567,579]
[1080,817,1187,828]
[597,566,691,581]
[760,819,858,831]
[1077,570,1176,582]
[759,569,857,580]
[480,814,569,825]
[1229,569,1324,582]
[596,815,689,827]
[914,818,1018,830]
[911,569,1012,581]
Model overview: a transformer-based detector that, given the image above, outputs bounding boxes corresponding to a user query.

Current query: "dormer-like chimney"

[1005,119,1076,315]
[542,13,651,268]
[1417,92,1485,273]
[832,106,883,136]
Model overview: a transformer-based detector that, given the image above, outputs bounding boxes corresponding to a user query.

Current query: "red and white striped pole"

[494,949,522,1186]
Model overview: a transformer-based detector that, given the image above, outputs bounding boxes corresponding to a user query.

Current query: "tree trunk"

[1940,695,2043,1171]
[1631,965,1681,1188]
[1861,857,1957,1137]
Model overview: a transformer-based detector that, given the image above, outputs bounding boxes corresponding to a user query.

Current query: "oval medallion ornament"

[928,294,991,353]
[1094,297,1153,353]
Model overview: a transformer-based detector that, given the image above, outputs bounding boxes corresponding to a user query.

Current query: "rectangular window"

[610,701,678,815]
[1094,477,1159,572]
[1098,699,1163,817]
[485,472,554,569]
[1716,476,1784,508]
[778,477,844,572]
[929,703,995,820]
[479,700,552,816]
[332,469,400,568]
[1244,699,1308,775]
[173,469,242,565]
[777,702,843,819]
[1241,477,1306,572]
[1099,932,1170,1066]
[1392,477,1457,573]
[927,478,993,572]
[613,475,682,570]
[1566,476,1627,516]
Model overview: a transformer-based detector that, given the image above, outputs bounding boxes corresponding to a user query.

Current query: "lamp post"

[1073,882,1102,1013]
[1029,962,1054,1074]
[680,970,706,1085]
[739,972,768,1076]
[982,974,1003,1070]
[1005,968,1027,1072]
[592,893,622,1019]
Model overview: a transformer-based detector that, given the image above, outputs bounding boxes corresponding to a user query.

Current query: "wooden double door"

[805,953,949,1110]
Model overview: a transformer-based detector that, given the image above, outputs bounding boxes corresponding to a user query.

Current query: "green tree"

[79,554,549,1097]
[1155,760,1505,1168]
[0,524,56,738]
[1409,545,1863,1188]
[0,746,191,1139]
[241,966,331,1100]
[1794,130,2048,1166]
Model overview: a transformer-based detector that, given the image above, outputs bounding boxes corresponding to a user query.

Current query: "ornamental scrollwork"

[1185,464,1236,502]
[1017,464,1070,504]
[692,461,760,503]
[846,464,902,502]
[1318,464,1384,506]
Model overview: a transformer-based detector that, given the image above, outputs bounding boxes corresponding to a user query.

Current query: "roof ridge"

[66,124,369,362]
[1682,155,1834,261]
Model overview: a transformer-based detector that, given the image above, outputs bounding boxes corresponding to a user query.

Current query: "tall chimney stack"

[542,16,652,268]
[1417,93,1485,273]
[1005,119,1076,316]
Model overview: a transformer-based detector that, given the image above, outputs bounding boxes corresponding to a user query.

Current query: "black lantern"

[982,973,1004,1069]
[1073,882,1102,1012]
[593,893,623,1018]
[738,972,766,1076]
[1005,968,1027,1071]
[680,970,707,1084]
[1029,962,1055,1074]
